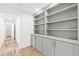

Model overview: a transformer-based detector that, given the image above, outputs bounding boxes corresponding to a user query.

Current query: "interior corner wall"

[0,13,4,48]
[20,14,33,49]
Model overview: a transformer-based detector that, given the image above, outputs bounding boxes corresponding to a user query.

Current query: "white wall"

[20,14,33,49]
[0,4,33,49]
[0,13,4,48]
[11,24,14,38]
[6,23,12,37]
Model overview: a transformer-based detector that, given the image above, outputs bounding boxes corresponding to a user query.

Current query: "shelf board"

[34,24,45,26]
[34,33,45,35]
[34,29,45,30]
[33,10,45,17]
[47,17,77,24]
[47,29,77,30]
[33,34,79,45]
[47,4,77,17]
[34,16,45,20]
[46,3,59,10]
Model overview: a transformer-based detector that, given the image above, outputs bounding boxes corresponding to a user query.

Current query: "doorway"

[0,22,19,56]
[0,14,20,55]
[5,23,15,40]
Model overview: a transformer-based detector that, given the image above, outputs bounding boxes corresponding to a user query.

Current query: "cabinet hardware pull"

[54,42,56,47]
[52,41,54,46]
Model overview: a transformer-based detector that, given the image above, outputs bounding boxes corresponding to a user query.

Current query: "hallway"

[0,3,48,56]
[0,37,42,56]
[0,37,19,56]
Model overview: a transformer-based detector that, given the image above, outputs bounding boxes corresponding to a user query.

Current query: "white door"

[11,24,15,39]
[36,36,43,52]
[43,38,55,56]
[31,34,36,48]
[55,41,79,56]
[6,23,12,38]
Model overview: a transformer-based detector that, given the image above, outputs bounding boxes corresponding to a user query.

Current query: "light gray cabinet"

[31,34,79,56]
[43,37,79,56]
[55,41,79,56]
[36,36,43,52]
[31,34,36,48]
[43,38,55,56]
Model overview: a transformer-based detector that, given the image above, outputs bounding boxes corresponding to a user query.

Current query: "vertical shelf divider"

[33,18,35,34]
[77,4,79,40]
[45,10,47,36]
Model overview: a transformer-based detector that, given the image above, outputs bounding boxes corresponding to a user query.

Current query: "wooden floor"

[0,37,43,56]
[20,47,43,56]
[0,37,19,56]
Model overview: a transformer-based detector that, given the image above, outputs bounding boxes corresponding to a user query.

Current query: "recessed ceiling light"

[35,8,39,12]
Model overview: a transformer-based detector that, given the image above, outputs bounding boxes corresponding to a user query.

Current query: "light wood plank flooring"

[0,37,43,56]
[0,37,19,56]
[19,47,43,56]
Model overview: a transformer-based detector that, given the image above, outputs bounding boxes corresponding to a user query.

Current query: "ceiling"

[2,3,48,15]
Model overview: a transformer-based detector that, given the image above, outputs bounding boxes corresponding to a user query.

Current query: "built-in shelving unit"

[33,11,45,35]
[32,3,79,56]
[33,3,78,40]
[47,4,77,16]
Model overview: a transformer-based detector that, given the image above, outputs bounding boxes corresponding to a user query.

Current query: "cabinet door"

[55,41,79,56]
[36,36,43,52]
[31,34,36,48]
[43,38,55,56]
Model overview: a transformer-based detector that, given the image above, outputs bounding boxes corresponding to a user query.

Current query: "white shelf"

[34,29,45,30]
[34,16,45,20]
[47,29,77,30]
[34,24,45,25]
[33,10,45,17]
[47,4,77,17]
[46,3,58,10]
[47,17,77,24]
[34,23,45,26]
[33,3,78,41]
[33,34,79,45]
